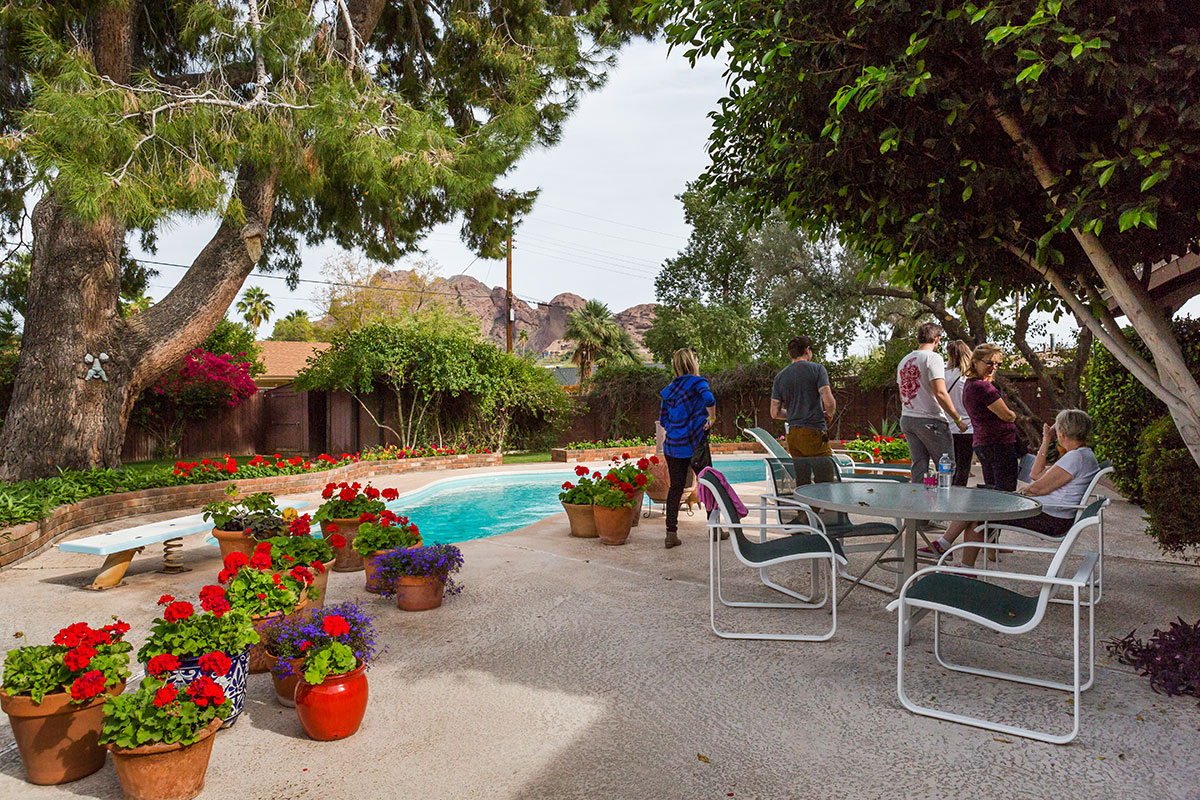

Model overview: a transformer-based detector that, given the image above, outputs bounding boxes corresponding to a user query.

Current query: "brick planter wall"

[550,442,765,463]
[0,453,501,571]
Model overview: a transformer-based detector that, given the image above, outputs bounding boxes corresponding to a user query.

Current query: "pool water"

[385,457,768,545]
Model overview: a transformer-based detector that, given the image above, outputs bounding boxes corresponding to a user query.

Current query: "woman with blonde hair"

[944,340,974,486]
[658,348,716,549]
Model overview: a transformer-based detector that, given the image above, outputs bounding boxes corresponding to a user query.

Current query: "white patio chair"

[699,470,846,642]
[886,498,1103,744]
[981,461,1114,604]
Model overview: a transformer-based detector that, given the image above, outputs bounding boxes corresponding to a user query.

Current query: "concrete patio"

[0,464,1196,799]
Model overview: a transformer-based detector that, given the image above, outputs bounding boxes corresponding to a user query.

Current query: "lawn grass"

[502,451,552,464]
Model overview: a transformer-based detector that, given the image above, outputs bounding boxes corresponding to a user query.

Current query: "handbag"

[690,430,712,473]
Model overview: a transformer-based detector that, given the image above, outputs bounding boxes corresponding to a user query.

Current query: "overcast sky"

[129,36,1150,355]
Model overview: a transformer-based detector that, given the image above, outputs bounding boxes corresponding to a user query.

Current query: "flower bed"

[837,435,910,462]
[551,442,765,463]
[0,451,500,571]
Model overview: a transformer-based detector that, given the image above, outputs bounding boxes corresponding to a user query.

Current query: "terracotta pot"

[249,597,308,674]
[212,527,256,561]
[307,558,337,608]
[362,550,393,594]
[107,716,222,800]
[295,662,369,741]
[162,650,249,728]
[593,505,633,546]
[395,575,445,611]
[562,502,597,537]
[265,651,305,708]
[645,461,695,503]
[0,681,125,785]
[629,490,645,527]
[322,519,364,572]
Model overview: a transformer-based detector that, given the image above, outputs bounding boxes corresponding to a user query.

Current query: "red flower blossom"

[358,512,376,523]
[63,645,96,672]
[223,552,249,572]
[198,651,232,677]
[157,594,176,606]
[250,550,273,570]
[592,471,602,479]
[634,473,648,487]
[325,523,339,534]
[337,487,357,502]
[163,601,195,623]
[290,566,313,585]
[256,592,267,600]
[199,585,226,610]
[152,684,178,708]
[636,458,649,470]
[70,670,107,702]
[328,533,346,549]
[618,482,633,493]
[322,615,350,637]
[381,488,399,501]
[364,486,380,500]
[54,622,92,648]
[574,465,589,476]
[102,619,130,638]
[147,653,180,677]
[561,481,573,490]
[310,560,326,574]
[186,676,226,708]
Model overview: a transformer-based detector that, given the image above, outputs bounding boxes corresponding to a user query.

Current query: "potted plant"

[313,482,400,572]
[260,602,379,715]
[268,513,341,607]
[375,544,465,611]
[592,475,638,545]
[202,486,289,560]
[605,454,656,527]
[218,545,312,674]
[279,603,379,740]
[0,619,131,785]
[138,586,259,728]
[559,465,599,537]
[100,673,231,800]
[352,510,422,593]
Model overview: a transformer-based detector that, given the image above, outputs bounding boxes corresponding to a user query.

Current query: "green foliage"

[269,310,318,342]
[352,517,420,557]
[2,623,132,704]
[302,641,356,686]
[268,533,334,570]
[201,488,280,532]
[200,318,264,377]
[296,315,568,451]
[580,364,670,440]
[137,608,259,664]
[223,559,304,617]
[565,300,641,384]
[1083,319,1200,498]
[236,287,274,334]
[100,677,229,749]
[838,436,910,462]
[1137,416,1200,559]
[643,299,754,372]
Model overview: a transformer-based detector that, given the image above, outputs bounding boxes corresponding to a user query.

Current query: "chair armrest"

[936,541,1059,565]
[1069,552,1100,585]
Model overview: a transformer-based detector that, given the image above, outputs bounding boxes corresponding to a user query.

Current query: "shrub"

[1107,618,1200,706]
[1083,317,1200,499]
[1137,417,1200,558]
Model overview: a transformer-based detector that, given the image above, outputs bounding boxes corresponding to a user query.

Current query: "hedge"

[1137,417,1200,558]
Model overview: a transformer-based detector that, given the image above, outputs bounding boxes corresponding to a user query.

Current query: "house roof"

[256,341,329,385]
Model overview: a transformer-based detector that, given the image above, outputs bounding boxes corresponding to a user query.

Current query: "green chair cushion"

[733,529,845,564]
[780,512,897,540]
[907,573,1039,627]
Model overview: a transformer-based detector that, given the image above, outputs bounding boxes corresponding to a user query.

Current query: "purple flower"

[260,601,381,678]
[375,544,465,597]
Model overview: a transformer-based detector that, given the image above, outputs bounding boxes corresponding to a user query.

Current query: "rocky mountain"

[370,268,655,357]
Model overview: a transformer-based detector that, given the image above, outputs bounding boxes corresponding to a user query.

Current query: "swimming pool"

[384,456,768,546]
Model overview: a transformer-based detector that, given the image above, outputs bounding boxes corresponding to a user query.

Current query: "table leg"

[901,518,919,645]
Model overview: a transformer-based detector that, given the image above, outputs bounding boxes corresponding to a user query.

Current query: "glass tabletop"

[793,482,1042,522]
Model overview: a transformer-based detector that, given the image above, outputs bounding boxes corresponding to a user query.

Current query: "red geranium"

[322,615,350,637]
[163,601,195,623]
[69,670,108,702]
[635,473,648,487]
[147,653,181,677]
[223,552,249,571]
[382,488,399,501]
[290,565,314,585]
[63,645,96,671]
[364,486,380,500]
[338,487,356,502]
[157,594,175,606]
[152,684,178,708]
[198,651,232,677]
[328,533,346,549]
[185,675,226,707]
[575,465,589,476]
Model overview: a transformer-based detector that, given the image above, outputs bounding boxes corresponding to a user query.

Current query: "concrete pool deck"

[0,462,1196,799]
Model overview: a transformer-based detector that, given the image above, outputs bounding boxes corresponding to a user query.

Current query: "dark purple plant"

[375,544,465,597]
[1106,617,1200,705]
[260,601,381,678]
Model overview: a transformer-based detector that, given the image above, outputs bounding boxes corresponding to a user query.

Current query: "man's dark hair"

[917,323,943,344]
[787,336,813,358]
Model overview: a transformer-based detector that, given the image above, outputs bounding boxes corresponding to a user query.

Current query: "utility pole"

[506,213,514,353]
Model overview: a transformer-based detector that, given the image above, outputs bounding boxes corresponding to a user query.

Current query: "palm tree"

[564,300,640,384]
[236,286,274,334]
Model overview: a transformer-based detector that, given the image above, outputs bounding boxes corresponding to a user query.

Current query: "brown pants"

[786,427,833,458]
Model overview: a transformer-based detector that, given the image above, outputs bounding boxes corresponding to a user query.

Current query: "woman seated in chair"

[924,409,1101,568]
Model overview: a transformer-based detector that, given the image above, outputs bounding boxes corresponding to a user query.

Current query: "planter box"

[0,453,502,572]
[550,442,765,463]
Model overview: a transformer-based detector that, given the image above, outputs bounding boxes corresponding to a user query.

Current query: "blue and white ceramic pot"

[164,649,250,728]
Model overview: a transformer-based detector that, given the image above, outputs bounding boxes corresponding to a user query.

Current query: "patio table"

[792,482,1042,590]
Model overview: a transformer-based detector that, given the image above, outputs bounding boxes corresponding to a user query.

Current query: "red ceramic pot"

[294,662,368,741]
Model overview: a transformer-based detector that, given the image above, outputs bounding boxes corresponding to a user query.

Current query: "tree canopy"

[564,300,640,383]
[646,0,1200,461]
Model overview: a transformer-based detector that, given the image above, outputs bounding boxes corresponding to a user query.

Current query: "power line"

[514,241,656,281]
[515,230,664,271]
[539,202,688,241]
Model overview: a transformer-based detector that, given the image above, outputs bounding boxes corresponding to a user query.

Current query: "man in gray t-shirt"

[770,336,836,458]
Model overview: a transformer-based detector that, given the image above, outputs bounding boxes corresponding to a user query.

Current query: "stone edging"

[0,453,502,570]
[550,442,765,463]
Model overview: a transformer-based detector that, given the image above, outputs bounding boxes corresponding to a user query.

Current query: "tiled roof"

[256,341,330,382]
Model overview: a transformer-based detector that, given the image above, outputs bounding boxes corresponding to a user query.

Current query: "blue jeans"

[899,415,954,483]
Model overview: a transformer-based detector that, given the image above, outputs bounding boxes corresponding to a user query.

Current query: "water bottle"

[937,453,954,490]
